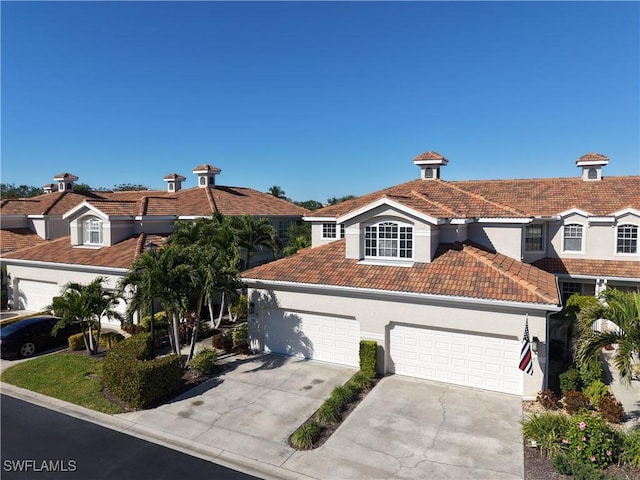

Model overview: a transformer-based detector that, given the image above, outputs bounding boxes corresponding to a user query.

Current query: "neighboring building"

[1,165,309,321]
[242,152,640,399]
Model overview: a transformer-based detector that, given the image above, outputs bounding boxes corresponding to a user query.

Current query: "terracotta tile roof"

[83,200,140,216]
[311,176,639,220]
[3,233,169,269]
[532,258,640,280]
[242,239,560,306]
[192,164,221,173]
[0,229,48,254]
[413,151,448,163]
[576,153,609,164]
[163,173,186,181]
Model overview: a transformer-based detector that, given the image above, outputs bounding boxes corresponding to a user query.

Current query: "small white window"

[563,224,583,252]
[617,224,638,254]
[322,223,337,239]
[525,224,545,252]
[83,217,103,245]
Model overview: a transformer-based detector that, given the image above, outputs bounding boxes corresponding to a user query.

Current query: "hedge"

[359,340,377,378]
[68,331,125,351]
[102,333,183,409]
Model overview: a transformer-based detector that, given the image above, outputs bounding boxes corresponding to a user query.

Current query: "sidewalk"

[603,351,640,429]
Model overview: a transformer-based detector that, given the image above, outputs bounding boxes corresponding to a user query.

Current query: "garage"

[388,324,523,395]
[16,279,60,312]
[258,310,360,367]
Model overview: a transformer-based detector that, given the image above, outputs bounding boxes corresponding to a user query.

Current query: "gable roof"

[0,229,48,254]
[312,176,640,220]
[242,239,560,306]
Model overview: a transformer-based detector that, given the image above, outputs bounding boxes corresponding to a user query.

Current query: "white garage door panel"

[264,310,359,367]
[390,325,522,395]
[17,280,60,312]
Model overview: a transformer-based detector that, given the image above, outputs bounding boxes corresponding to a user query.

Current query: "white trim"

[558,208,592,218]
[242,278,562,311]
[576,160,609,166]
[304,216,338,222]
[336,198,441,225]
[62,201,109,221]
[450,218,474,225]
[588,216,615,224]
[613,207,640,218]
[358,259,414,267]
[26,215,46,219]
[2,258,128,275]
[554,273,640,282]
[615,223,639,256]
[561,222,585,254]
[476,218,530,224]
[135,215,177,221]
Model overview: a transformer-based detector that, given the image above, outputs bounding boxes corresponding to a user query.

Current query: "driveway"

[283,374,524,480]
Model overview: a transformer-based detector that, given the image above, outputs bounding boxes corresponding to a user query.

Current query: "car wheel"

[20,342,37,358]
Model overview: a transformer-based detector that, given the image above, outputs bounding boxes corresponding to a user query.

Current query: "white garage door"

[389,324,523,395]
[17,279,60,312]
[262,310,360,367]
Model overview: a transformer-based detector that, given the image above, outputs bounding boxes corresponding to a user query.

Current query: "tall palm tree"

[47,277,122,355]
[577,289,640,385]
[268,185,286,199]
[232,214,279,270]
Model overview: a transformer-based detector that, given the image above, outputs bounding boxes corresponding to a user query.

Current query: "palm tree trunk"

[213,292,225,329]
[187,316,201,363]
[171,312,181,355]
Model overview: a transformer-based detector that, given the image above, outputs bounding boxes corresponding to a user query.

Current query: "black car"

[0,316,82,359]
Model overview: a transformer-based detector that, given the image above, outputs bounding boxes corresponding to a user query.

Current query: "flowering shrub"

[562,412,616,468]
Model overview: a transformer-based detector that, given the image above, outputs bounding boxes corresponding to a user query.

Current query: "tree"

[577,289,640,385]
[294,199,323,211]
[268,185,287,199]
[231,214,279,270]
[327,194,356,205]
[113,183,149,191]
[0,183,43,198]
[46,277,123,355]
[283,222,311,256]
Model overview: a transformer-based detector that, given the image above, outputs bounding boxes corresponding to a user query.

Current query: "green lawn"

[1,353,124,414]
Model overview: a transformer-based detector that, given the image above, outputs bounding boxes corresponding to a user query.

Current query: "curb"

[0,382,315,480]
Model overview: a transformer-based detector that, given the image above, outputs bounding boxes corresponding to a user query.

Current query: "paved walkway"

[603,351,640,429]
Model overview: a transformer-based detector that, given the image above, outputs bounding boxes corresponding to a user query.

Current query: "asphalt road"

[1,394,262,480]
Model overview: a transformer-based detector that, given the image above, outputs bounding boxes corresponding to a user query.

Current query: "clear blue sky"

[2,1,639,203]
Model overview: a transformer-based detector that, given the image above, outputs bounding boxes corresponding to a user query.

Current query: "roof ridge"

[135,233,147,260]
[461,243,557,304]
[408,190,459,217]
[140,196,149,216]
[41,191,66,215]
[442,182,526,217]
[205,187,217,213]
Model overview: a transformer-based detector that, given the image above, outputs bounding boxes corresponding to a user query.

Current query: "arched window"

[588,168,598,180]
[364,221,413,259]
[563,224,583,252]
[83,217,103,245]
[617,224,638,254]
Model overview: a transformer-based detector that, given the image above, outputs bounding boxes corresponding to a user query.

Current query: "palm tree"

[577,289,640,385]
[268,185,286,199]
[47,277,123,355]
[232,214,279,270]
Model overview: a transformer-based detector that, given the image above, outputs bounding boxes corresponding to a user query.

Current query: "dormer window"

[322,223,337,239]
[83,217,103,246]
[563,224,584,252]
[364,221,413,259]
[617,224,638,254]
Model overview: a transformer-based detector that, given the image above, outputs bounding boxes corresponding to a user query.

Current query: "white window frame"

[82,217,103,246]
[524,224,545,252]
[616,224,638,255]
[364,221,413,260]
[322,223,337,239]
[562,223,584,253]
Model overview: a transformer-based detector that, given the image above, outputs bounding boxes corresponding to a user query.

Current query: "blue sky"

[2,1,639,203]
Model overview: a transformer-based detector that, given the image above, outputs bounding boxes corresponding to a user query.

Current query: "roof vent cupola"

[42,183,57,194]
[192,164,221,188]
[576,153,608,181]
[53,172,78,192]
[163,173,186,192]
[413,151,448,180]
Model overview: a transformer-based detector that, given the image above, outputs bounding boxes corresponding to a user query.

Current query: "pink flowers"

[579,421,587,431]
[582,436,587,442]
[606,450,612,457]
[590,456,596,462]
[577,445,582,451]
[562,438,569,444]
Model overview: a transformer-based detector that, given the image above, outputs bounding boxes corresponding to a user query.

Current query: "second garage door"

[262,310,360,367]
[389,324,523,395]
[16,279,60,312]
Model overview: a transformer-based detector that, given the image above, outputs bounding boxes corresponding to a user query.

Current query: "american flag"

[519,316,534,375]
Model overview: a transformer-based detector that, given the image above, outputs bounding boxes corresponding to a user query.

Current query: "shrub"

[331,385,357,409]
[563,412,616,468]
[537,389,560,410]
[290,421,321,450]
[563,390,591,415]
[317,397,342,425]
[103,333,183,408]
[560,368,582,395]
[68,333,86,351]
[552,451,607,480]
[211,333,225,350]
[598,395,624,424]
[349,371,372,391]
[189,348,218,377]
[584,380,609,407]
[230,296,248,320]
[100,332,125,350]
[122,324,146,335]
[359,340,377,379]
[579,356,604,387]
[140,311,169,331]
[231,323,248,349]
[618,428,640,467]
[522,412,570,459]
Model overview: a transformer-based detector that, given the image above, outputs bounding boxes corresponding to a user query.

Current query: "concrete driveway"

[284,374,524,480]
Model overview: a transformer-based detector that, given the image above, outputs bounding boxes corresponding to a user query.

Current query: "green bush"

[537,389,560,410]
[349,371,372,391]
[331,385,357,409]
[584,380,609,407]
[580,356,603,387]
[618,428,640,467]
[103,333,183,409]
[522,412,570,459]
[560,368,582,395]
[552,451,607,480]
[140,311,169,331]
[359,340,377,379]
[563,390,591,415]
[100,332,125,350]
[189,348,218,376]
[598,395,624,424]
[290,421,321,450]
[231,323,248,349]
[230,296,248,320]
[68,333,86,351]
[564,412,616,468]
[317,397,342,425]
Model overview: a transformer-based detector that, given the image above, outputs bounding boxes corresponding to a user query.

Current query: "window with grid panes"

[617,225,638,254]
[563,224,583,252]
[364,222,413,259]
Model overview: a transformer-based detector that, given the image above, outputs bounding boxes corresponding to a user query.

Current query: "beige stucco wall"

[247,284,551,398]
[468,223,523,259]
